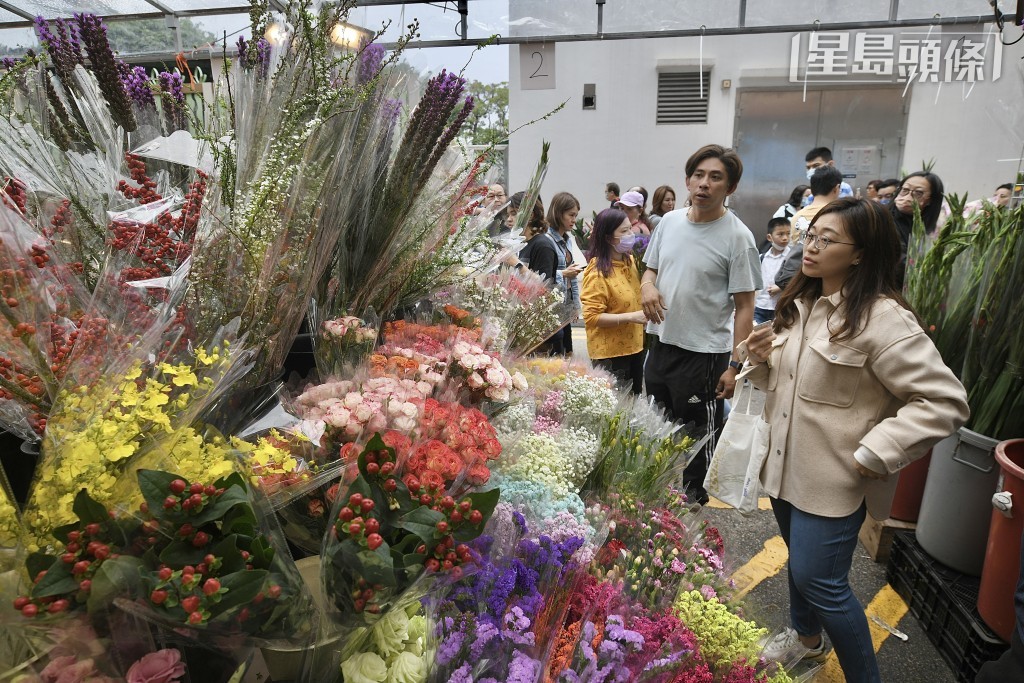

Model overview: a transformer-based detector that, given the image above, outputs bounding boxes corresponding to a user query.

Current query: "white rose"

[372,609,410,657]
[343,392,364,409]
[392,416,417,432]
[386,652,426,683]
[341,652,387,683]
[512,372,529,391]
[484,367,506,387]
[488,387,510,402]
[324,406,352,428]
[353,404,373,423]
[452,341,470,356]
[467,372,485,389]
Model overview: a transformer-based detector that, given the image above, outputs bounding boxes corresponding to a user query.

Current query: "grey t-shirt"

[643,208,762,353]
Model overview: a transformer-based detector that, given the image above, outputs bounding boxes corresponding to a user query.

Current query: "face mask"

[801,194,813,207]
[613,233,637,254]
[806,168,816,181]
[879,198,891,205]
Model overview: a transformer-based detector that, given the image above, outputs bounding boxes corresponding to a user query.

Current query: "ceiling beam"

[0,0,35,22]
[139,0,175,13]
[383,13,1016,49]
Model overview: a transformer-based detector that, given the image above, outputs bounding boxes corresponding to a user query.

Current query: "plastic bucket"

[977,439,1024,642]
[916,428,1000,576]
[889,448,931,522]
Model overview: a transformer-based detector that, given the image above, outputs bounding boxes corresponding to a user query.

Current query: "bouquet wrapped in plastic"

[319,432,500,638]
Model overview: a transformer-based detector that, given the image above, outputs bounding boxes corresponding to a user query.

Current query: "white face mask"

[806,167,816,181]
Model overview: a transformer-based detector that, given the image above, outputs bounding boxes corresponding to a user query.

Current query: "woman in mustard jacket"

[740,198,968,682]
[580,208,648,393]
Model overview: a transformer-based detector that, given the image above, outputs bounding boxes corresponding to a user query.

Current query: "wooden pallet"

[859,514,917,564]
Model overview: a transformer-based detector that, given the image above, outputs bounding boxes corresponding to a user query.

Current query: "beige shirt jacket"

[737,292,969,520]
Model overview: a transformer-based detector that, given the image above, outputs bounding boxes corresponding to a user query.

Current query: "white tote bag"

[703,381,771,515]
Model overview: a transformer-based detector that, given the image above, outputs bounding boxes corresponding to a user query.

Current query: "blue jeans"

[770,498,881,683]
[753,307,776,324]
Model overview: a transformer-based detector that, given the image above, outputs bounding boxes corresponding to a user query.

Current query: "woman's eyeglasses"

[802,231,857,250]
[898,186,929,201]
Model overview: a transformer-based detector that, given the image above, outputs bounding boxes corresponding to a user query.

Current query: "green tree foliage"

[105,18,217,55]
[464,80,508,146]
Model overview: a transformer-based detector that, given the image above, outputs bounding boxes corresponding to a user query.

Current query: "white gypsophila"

[492,400,536,435]
[560,371,617,433]
[557,426,601,488]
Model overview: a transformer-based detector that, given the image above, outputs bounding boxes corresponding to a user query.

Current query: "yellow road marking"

[707,496,773,510]
[814,585,910,682]
[731,535,789,598]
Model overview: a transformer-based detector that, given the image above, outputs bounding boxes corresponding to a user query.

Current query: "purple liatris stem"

[34,16,81,84]
[75,13,136,132]
[416,94,474,192]
[157,71,186,132]
[357,41,386,85]
[122,65,154,108]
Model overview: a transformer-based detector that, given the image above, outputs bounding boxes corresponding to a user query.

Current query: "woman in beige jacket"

[740,198,968,682]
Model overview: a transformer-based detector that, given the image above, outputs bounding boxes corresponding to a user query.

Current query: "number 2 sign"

[519,43,555,90]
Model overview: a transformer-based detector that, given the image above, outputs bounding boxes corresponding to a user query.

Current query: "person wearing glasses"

[742,198,969,682]
[890,171,945,284]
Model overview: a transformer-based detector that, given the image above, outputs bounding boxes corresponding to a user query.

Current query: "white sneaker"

[761,627,830,663]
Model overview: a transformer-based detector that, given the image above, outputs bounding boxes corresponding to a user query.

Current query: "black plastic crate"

[886,531,1009,683]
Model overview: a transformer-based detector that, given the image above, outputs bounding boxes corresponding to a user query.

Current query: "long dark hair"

[510,191,546,239]
[586,208,629,277]
[896,171,944,234]
[775,198,916,341]
[652,185,676,215]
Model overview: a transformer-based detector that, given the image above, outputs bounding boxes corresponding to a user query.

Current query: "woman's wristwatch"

[728,360,743,371]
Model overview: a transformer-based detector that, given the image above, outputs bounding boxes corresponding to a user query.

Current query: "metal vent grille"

[656,72,710,124]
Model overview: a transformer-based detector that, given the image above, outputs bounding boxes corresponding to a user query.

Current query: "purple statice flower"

[436,628,466,666]
[122,65,154,108]
[605,615,645,649]
[1,57,18,70]
[512,510,527,532]
[448,663,473,683]
[507,650,541,683]
[357,41,386,85]
[470,619,499,660]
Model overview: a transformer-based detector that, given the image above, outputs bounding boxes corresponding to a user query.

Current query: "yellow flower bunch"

[0,485,22,549]
[231,429,302,486]
[22,345,242,548]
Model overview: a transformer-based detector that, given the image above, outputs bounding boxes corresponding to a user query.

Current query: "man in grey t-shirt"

[641,144,762,505]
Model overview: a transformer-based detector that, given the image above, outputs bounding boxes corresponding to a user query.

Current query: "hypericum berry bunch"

[147,557,230,625]
[15,520,118,618]
[402,484,485,577]
[157,478,224,529]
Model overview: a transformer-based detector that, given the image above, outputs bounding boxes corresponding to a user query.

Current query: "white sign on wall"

[789,30,1003,84]
[519,43,555,90]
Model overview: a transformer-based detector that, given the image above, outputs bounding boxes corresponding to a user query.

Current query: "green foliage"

[104,18,216,55]
[465,80,509,145]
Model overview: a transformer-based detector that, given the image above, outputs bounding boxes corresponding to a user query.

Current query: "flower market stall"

[0,3,812,682]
